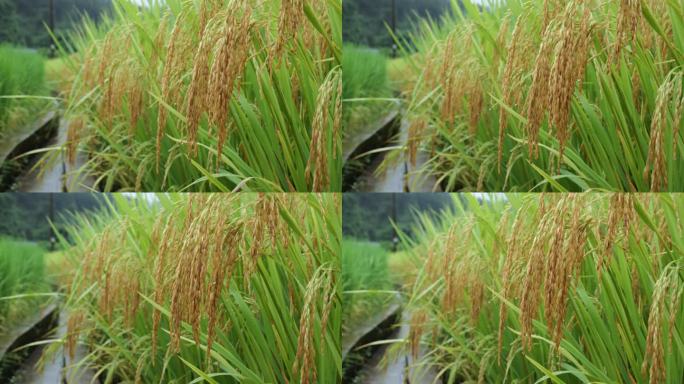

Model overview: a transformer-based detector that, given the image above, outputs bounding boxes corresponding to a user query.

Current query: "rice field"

[343,45,393,140]
[47,193,340,383]
[342,239,393,332]
[392,193,684,383]
[8,3,684,384]
[0,239,50,333]
[393,0,684,192]
[0,46,49,138]
[55,0,341,192]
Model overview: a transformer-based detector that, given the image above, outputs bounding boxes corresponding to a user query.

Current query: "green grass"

[0,45,49,138]
[387,249,415,284]
[394,0,684,191]
[45,57,69,93]
[55,0,341,192]
[395,193,684,383]
[51,193,341,383]
[0,239,50,333]
[342,44,394,141]
[387,56,412,92]
[342,239,393,331]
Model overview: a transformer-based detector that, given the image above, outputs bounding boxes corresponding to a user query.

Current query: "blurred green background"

[0,0,112,48]
[0,194,105,243]
[342,193,459,244]
[343,0,460,49]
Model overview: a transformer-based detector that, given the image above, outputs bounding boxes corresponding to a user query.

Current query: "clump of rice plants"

[0,239,50,333]
[396,0,684,191]
[56,0,341,192]
[54,193,340,383]
[343,45,393,140]
[396,193,684,383]
[342,239,393,331]
[0,46,49,137]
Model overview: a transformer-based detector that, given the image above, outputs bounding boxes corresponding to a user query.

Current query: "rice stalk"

[52,193,341,383]
[397,193,684,382]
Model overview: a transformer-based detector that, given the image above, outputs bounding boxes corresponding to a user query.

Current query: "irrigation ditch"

[0,303,58,377]
[0,111,59,191]
[0,107,94,192]
[343,293,441,384]
[0,301,98,384]
[343,104,439,193]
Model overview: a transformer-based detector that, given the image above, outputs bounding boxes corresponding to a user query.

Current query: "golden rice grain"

[614,0,641,61]
[293,267,329,384]
[409,310,428,359]
[66,310,86,360]
[157,11,189,170]
[520,204,554,350]
[186,31,214,156]
[549,4,590,166]
[525,25,556,158]
[644,73,682,191]
[305,70,340,191]
[497,211,526,362]
[408,119,427,167]
[273,0,304,59]
[498,17,524,172]
[207,3,252,163]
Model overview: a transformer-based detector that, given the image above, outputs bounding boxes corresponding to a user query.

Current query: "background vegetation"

[0,239,50,333]
[342,193,454,244]
[0,193,106,242]
[0,0,112,48]
[342,45,393,139]
[342,240,393,332]
[342,0,457,48]
[0,45,49,136]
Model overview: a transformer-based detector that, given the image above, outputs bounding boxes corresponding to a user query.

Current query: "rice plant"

[396,193,684,383]
[342,239,393,331]
[396,0,684,192]
[342,45,393,140]
[0,239,50,333]
[0,45,49,137]
[52,193,340,383]
[56,0,342,192]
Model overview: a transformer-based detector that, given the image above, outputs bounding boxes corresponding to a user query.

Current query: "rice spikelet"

[273,0,304,59]
[525,25,556,158]
[549,4,591,167]
[207,2,252,163]
[644,72,682,191]
[642,265,681,384]
[614,0,641,61]
[185,29,214,156]
[157,12,186,171]
[292,267,328,384]
[305,70,340,191]
[498,17,524,172]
